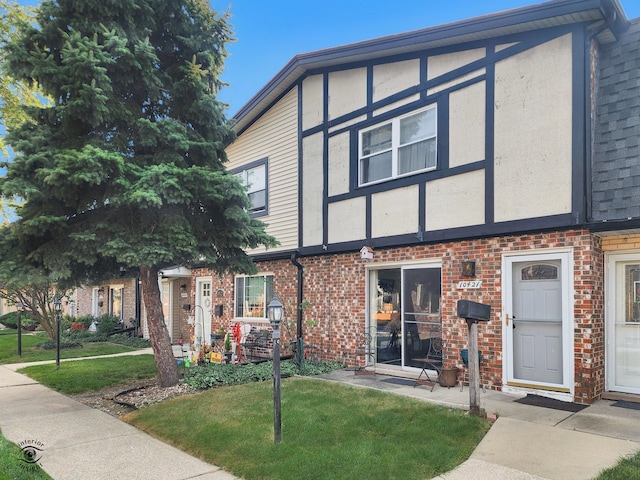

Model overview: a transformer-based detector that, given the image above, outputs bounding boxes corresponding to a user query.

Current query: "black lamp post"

[16,302,23,357]
[267,295,283,444]
[54,299,62,370]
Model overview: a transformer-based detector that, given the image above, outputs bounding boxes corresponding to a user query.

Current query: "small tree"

[1,0,276,387]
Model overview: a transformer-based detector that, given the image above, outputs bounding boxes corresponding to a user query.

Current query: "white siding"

[226,88,299,253]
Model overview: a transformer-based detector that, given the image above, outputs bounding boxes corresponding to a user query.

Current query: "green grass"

[0,331,140,364]
[594,451,640,480]
[0,429,52,480]
[18,355,158,394]
[125,377,490,480]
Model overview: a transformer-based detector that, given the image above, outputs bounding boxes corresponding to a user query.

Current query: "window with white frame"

[235,161,267,215]
[109,285,124,320]
[359,106,437,186]
[235,274,274,319]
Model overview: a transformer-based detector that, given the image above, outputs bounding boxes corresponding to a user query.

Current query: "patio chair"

[354,328,376,376]
[413,331,443,391]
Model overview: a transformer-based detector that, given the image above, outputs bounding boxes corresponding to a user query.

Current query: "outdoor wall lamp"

[54,299,62,370]
[462,260,476,278]
[267,295,284,444]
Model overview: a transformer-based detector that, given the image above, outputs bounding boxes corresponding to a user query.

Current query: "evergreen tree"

[0,1,46,223]
[1,0,276,386]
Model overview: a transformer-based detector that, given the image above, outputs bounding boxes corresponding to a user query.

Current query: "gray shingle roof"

[592,19,640,222]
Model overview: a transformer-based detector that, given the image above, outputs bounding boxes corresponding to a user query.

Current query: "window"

[235,161,267,215]
[110,285,124,320]
[359,106,437,186]
[235,274,274,319]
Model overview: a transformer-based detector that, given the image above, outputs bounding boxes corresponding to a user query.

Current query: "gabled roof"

[232,0,629,134]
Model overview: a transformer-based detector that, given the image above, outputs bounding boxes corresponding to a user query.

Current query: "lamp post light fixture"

[16,302,24,357]
[267,295,284,444]
[54,299,62,370]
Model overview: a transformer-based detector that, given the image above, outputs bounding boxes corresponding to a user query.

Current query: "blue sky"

[13,0,640,117]
[217,0,640,117]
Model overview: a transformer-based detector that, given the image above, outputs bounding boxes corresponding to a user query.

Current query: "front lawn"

[0,331,145,364]
[17,355,158,394]
[0,429,52,480]
[125,377,490,480]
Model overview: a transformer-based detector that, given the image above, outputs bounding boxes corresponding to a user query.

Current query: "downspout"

[291,252,304,366]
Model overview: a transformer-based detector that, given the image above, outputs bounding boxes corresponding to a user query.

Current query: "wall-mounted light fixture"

[180,284,187,290]
[462,261,476,278]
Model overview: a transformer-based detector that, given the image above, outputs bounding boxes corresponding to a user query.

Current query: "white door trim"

[605,251,640,394]
[502,249,574,400]
[195,277,213,348]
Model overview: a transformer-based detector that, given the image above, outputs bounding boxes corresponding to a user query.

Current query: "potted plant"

[223,333,233,364]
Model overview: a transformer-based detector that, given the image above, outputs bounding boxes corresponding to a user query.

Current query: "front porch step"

[602,392,640,404]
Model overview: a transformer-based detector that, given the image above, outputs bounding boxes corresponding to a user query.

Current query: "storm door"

[606,254,640,394]
[504,252,572,393]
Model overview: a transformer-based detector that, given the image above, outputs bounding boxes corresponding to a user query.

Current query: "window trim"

[109,284,124,320]
[234,273,274,321]
[232,158,268,217]
[358,105,437,187]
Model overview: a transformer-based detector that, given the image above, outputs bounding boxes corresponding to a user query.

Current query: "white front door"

[504,251,573,394]
[607,254,640,394]
[195,278,212,348]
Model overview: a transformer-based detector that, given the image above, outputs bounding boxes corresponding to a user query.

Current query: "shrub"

[184,359,344,390]
[97,314,121,334]
[0,311,35,329]
[34,339,83,350]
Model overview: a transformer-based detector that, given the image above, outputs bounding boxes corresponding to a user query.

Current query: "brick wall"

[195,229,604,403]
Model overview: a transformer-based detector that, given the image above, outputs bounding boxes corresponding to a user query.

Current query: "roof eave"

[231,0,629,134]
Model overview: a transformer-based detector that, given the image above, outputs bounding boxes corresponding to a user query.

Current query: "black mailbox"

[457,299,491,322]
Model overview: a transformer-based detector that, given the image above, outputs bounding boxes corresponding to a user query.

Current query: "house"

[75,268,192,341]
[132,0,636,404]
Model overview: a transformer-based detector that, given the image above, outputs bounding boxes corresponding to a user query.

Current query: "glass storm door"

[608,256,640,394]
[505,252,572,392]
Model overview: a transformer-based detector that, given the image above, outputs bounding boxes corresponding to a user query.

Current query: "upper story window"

[359,106,437,186]
[235,274,274,320]
[234,159,267,216]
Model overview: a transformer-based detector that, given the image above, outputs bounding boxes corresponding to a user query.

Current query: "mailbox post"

[457,299,491,417]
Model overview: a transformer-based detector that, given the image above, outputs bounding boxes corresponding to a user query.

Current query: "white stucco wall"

[328,132,350,196]
[371,185,420,237]
[449,80,486,167]
[328,68,367,121]
[494,34,573,222]
[302,132,324,246]
[302,74,324,131]
[328,197,366,243]
[426,170,485,231]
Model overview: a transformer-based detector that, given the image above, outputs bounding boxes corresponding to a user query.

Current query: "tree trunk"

[139,265,180,387]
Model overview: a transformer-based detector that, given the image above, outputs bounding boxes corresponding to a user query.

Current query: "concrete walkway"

[0,362,238,480]
[319,370,640,480]
[1,353,640,479]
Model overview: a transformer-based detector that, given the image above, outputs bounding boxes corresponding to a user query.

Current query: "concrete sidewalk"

[2,356,640,480]
[0,362,238,480]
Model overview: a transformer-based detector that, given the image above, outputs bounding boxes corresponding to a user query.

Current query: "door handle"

[506,313,516,327]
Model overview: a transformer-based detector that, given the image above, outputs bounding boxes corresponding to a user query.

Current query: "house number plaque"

[457,280,483,289]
